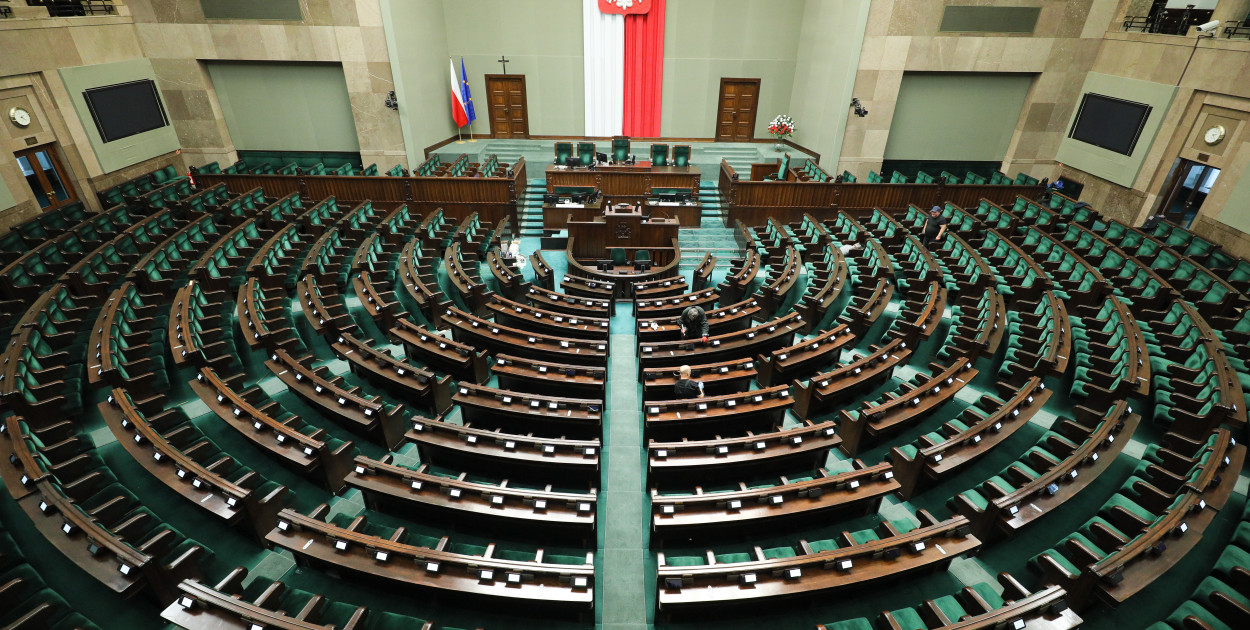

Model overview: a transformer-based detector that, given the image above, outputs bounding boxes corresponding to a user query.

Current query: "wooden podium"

[568,203,679,262]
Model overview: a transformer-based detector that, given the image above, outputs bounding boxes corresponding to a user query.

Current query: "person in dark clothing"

[1141,211,1165,232]
[680,306,709,342]
[673,365,704,399]
[922,205,948,247]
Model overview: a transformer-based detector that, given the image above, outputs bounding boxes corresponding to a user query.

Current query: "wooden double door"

[485,74,529,138]
[715,78,760,142]
[15,144,78,212]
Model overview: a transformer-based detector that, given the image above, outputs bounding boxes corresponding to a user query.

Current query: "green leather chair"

[554,142,573,164]
[765,153,790,180]
[650,143,669,166]
[610,248,628,265]
[672,145,691,167]
[577,142,596,166]
[612,136,630,163]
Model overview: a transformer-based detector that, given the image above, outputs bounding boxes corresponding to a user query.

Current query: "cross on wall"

[498,55,510,74]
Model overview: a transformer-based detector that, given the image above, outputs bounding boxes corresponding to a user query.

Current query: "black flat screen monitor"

[1067,93,1152,156]
[564,156,580,167]
[543,193,559,204]
[83,80,170,143]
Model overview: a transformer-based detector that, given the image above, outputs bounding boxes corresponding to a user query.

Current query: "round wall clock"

[8,107,31,128]
[1204,124,1226,145]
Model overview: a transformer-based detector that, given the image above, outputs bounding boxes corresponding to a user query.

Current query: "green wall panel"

[1217,160,1250,233]
[885,72,1034,162]
[200,0,302,21]
[939,6,1041,33]
[58,58,181,175]
[789,0,871,164]
[440,0,585,137]
[207,61,360,153]
[661,0,805,138]
[1055,72,1177,188]
[0,173,16,212]
[381,0,454,167]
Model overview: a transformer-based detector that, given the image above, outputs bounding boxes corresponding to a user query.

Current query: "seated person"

[680,306,709,343]
[674,365,704,399]
[503,239,528,270]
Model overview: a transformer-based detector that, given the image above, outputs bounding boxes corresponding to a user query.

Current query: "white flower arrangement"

[768,114,796,140]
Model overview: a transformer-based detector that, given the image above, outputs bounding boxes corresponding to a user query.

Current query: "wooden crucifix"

[498,55,511,74]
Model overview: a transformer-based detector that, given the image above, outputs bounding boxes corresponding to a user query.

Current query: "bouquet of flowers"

[768,114,796,141]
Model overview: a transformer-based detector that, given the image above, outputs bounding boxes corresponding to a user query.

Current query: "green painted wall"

[207,62,360,153]
[441,0,585,137]
[200,0,302,20]
[1055,72,1177,188]
[381,0,454,166]
[885,72,1034,162]
[58,58,182,175]
[1218,159,1250,233]
[661,0,805,138]
[0,174,16,212]
[789,0,870,163]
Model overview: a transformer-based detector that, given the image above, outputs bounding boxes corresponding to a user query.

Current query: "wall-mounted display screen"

[83,79,170,143]
[1068,93,1152,156]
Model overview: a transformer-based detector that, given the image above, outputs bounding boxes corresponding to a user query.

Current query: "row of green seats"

[997,292,1063,380]
[971,199,1015,231]
[1140,301,1245,430]
[99,165,186,207]
[1068,296,1141,398]
[935,285,998,362]
[134,215,220,294]
[1011,196,1058,228]
[65,231,144,297]
[261,192,303,225]
[0,233,75,300]
[300,196,341,229]
[981,231,1048,301]
[11,201,86,245]
[253,224,306,286]
[1028,430,1235,606]
[816,573,1057,630]
[799,160,829,182]
[0,522,102,629]
[1146,497,1250,630]
[387,163,406,177]
[181,183,232,215]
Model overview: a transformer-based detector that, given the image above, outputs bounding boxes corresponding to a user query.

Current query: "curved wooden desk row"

[1038,430,1244,609]
[330,332,452,416]
[635,287,717,319]
[61,231,143,300]
[267,506,595,606]
[892,280,948,345]
[647,419,840,483]
[348,456,597,530]
[162,568,440,630]
[398,238,453,325]
[757,246,800,315]
[296,274,353,337]
[351,269,401,330]
[717,249,762,305]
[454,382,603,440]
[187,217,271,292]
[651,460,897,534]
[641,357,758,401]
[1015,225,1113,308]
[98,390,289,541]
[638,312,803,372]
[486,293,609,340]
[169,280,233,371]
[530,249,554,289]
[754,321,857,387]
[486,248,527,300]
[493,354,607,399]
[644,384,793,442]
[127,213,219,295]
[637,297,763,344]
[944,285,1007,361]
[301,226,363,284]
[981,229,1054,304]
[560,271,616,302]
[889,376,1052,499]
[525,284,613,317]
[245,224,304,291]
[794,245,849,332]
[937,232,997,292]
[633,276,689,300]
[443,306,608,367]
[563,237,681,297]
[191,367,355,492]
[656,513,980,607]
[409,416,601,481]
[391,319,490,384]
[843,276,894,332]
[1070,295,1149,398]
[951,402,1139,540]
[890,234,943,283]
[265,348,407,450]
[691,252,717,291]
[1146,298,1245,434]
[89,281,165,392]
[815,577,1078,630]
[445,241,489,315]
[838,356,978,456]
[793,337,913,420]
[237,277,300,353]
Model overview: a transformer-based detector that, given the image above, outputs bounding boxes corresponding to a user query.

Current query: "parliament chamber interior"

[4,0,1250,629]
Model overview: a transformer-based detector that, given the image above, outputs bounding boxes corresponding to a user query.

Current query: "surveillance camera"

[1196,20,1219,33]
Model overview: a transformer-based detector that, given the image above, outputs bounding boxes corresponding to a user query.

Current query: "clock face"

[8,107,31,128]
[1204,125,1226,145]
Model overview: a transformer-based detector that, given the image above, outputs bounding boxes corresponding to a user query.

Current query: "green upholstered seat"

[554,142,573,164]
[650,143,669,166]
[672,144,691,167]
[577,142,596,166]
[612,136,630,162]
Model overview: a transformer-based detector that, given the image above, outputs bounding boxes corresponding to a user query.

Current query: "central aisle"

[596,308,654,628]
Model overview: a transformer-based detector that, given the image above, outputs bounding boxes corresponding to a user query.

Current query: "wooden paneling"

[545,164,701,205]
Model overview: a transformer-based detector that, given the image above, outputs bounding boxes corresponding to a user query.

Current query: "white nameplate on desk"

[556,202,584,208]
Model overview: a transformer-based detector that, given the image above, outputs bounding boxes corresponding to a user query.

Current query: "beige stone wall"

[128,0,404,171]
[0,0,404,232]
[839,0,1121,181]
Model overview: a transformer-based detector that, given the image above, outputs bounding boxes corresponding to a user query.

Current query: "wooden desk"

[648,420,840,483]
[543,198,604,230]
[567,209,679,262]
[545,163,700,203]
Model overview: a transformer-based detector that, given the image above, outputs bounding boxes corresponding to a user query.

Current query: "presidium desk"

[546,162,701,224]
[566,203,679,265]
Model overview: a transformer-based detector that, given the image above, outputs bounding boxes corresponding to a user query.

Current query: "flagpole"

[467,119,477,143]
[456,127,464,144]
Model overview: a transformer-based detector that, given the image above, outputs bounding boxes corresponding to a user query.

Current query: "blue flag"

[460,57,476,124]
